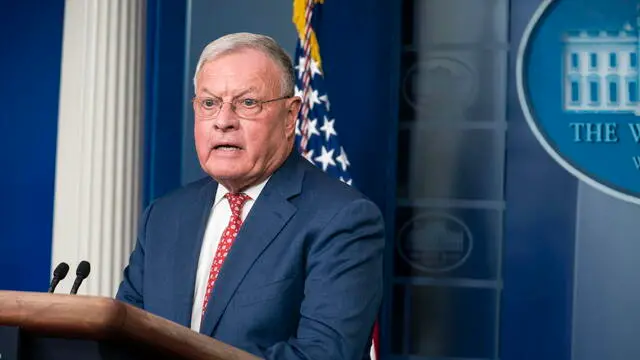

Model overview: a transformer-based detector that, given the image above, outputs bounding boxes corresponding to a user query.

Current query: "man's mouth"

[213,144,242,151]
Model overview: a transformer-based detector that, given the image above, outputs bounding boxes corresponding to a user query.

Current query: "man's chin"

[206,150,244,166]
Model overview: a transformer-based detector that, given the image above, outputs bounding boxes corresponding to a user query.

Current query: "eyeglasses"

[192,95,292,119]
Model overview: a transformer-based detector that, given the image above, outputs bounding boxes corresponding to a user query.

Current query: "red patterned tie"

[201,192,251,317]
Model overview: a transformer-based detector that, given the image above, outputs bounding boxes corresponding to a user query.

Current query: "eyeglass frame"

[192,94,293,120]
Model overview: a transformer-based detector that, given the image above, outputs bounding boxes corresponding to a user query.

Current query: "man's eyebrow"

[199,88,218,97]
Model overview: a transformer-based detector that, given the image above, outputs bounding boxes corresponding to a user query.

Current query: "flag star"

[302,149,315,163]
[295,57,322,79]
[309,59,322,78]
[295,85,303,99]
[295,56,308,78]
[308,89,321,110]
[314,146,336,172]
[295,119,301,136]
[319,94,331,111]
[336,146,351,172]
[306,118,320,138]
[320,116,337,142]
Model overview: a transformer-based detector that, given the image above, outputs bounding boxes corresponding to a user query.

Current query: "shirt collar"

[213,176,271,207]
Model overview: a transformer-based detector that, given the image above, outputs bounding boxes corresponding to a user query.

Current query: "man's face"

[193,48,300,192]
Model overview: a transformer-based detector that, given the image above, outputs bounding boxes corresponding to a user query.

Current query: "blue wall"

[500,1,578,359]
[0,1,65,290]
[144,0,187,207]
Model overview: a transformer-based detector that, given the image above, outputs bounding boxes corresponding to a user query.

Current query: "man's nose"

[213,103,238,131]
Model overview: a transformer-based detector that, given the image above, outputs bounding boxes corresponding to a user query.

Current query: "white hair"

[193,32,295,97]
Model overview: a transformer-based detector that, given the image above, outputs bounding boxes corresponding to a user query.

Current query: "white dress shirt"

[190,177,270,331]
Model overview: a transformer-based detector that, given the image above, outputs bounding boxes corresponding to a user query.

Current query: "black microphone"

[48,262,70,293]
[70,261,91,295]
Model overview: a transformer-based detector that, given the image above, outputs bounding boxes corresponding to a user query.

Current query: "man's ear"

[285,96,302,137]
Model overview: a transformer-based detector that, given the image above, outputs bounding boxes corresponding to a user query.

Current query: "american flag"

[293,38,352,184]
[292,0,379,359]
[294,0,352,185]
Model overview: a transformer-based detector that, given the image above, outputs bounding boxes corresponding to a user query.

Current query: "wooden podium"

[0,290,261,360]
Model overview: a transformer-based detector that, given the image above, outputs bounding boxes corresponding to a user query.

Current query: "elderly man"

[116,32,385,360]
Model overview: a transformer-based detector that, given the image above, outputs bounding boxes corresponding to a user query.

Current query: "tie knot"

[225,192,251,216]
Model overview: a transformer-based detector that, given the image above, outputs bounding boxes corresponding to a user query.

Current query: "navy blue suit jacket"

[115,151,385,360]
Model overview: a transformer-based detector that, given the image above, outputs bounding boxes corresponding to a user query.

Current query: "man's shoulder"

[298,157,374,207]
[148,176,213,210]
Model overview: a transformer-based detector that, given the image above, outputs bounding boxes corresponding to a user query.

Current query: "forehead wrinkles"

[199,73,265,97]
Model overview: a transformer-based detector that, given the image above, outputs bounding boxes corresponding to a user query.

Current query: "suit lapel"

[199,152,304,335]
[171,179,218,327]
